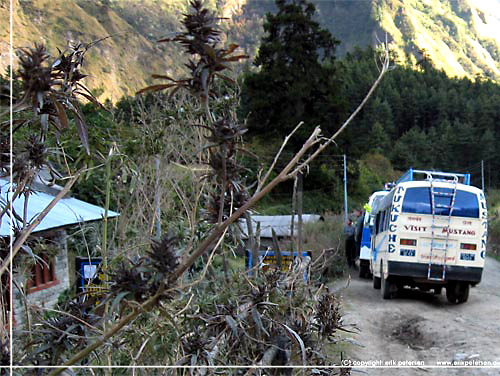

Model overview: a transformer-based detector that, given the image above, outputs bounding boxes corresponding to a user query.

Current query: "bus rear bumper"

[387,261,483,283]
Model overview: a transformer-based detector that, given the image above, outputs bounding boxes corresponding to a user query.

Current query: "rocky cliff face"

[1,0,498,102]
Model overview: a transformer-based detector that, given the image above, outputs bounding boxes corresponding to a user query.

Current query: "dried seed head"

[180,0,221,54]
[314,293,342,338]
[181,331,209,355]
[25,134,47,169]
[109,260,152,302]
[17,44,53,112]
[148,235,179,277]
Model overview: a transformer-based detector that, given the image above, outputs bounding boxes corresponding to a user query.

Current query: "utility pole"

[481,159,485,192]
[343,154,348,224]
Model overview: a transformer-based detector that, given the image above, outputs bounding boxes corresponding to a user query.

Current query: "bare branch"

[287,42,391,177]
[256,121,304,192]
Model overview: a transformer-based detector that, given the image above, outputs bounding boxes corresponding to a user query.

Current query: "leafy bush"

[303,215,346,279]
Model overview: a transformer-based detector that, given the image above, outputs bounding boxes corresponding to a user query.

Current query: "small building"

[239,214,323,249]
[0,177,118,327]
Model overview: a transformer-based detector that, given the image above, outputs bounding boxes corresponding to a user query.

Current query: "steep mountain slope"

[229,0,500,80]
[372,0,500,79]
[1,0,188,102]
[1,0,498,102]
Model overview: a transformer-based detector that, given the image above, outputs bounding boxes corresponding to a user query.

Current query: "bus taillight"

[460,243,477,250]
[400,239,417,246]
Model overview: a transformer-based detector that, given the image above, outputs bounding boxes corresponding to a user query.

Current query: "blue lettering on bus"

[389,224,397,232]
[389,234,397,242]
[482,239,487,249]
[397,186,405,194]
[481,251,485,259]
[373,235,388,261]
[392,205,400,213]
[391,214,399,222]
[394,195,402,203]
[388,243,396,253]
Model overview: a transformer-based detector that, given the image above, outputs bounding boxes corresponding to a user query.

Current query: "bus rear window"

[402,187,479,218]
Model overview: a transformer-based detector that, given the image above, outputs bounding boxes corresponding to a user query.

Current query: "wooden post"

[272,228,282,270]
[244,213,257,277]
[297,172,303,257]
[290,176,297,252]
[343,154,348,224]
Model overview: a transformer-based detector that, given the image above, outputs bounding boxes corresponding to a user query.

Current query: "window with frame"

[402,187,480,218]
[383,209,390,231]
[27,253,59,293]
[377,211,386,234]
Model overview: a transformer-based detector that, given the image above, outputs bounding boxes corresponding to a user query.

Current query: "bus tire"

[381,265,394,299]
[457,282,470,303]
[359,263,369,279]
[433,286,443,295]
[382,276,394,300]
[373,275,381,289]
[446,282,470,304]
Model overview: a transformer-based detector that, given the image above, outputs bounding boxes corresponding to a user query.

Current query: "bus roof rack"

[395,168,471,186]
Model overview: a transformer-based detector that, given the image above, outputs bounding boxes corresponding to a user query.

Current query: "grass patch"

[304,215,347,280]
[212,253,246,272]
[487,253,500,262]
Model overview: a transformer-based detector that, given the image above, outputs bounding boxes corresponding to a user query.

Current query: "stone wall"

[13,229,70,327]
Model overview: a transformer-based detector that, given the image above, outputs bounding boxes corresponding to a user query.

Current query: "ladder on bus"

[427,174,459,281]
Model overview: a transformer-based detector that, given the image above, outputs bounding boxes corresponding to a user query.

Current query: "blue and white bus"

[370,169,487,303]
[358,190,389,278]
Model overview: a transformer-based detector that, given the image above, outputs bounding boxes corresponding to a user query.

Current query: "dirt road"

[336,257,500,375]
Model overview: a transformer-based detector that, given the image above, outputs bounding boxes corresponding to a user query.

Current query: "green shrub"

[304,215,347,280]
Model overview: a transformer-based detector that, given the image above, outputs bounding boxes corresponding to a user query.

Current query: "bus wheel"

[373,275,381,289]
[359,263,369,279]
[433,286,443,295]
[457,282,470,303]
[382,277,395,299]
[381,266,394,299]
[446,282,470,304]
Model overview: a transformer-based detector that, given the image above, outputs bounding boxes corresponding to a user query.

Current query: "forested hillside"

[241,47,500,213]
[333,47,499,203]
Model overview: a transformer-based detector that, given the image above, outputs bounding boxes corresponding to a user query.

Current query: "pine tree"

[367,121,390,154]
[241,0,342,141]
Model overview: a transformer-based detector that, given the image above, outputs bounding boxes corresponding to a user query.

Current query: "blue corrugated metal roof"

[0,179,119,236]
